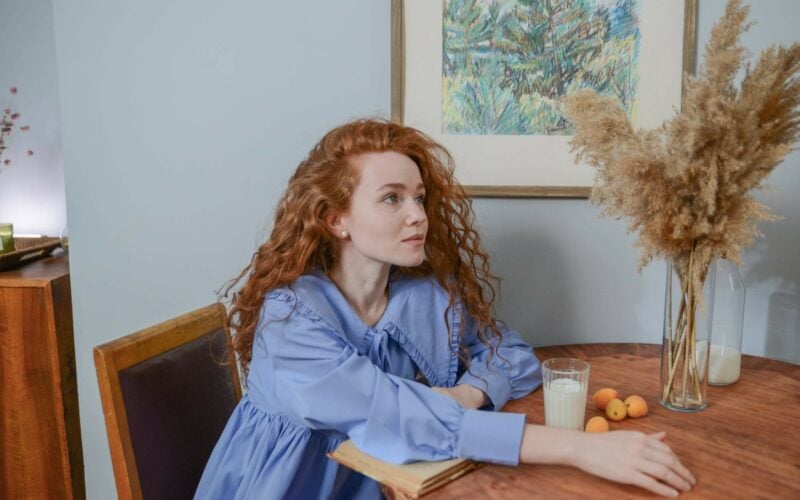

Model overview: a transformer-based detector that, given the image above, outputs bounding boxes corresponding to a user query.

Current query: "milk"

[544,378,587,430]
[709,345,741,385]
[695,341,741,385]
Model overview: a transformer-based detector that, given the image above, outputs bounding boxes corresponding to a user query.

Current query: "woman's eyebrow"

[376,182,426,192]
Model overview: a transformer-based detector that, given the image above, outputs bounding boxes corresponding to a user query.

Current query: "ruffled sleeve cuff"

[456,410,526,466]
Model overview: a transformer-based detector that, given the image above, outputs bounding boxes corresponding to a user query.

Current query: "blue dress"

[195,270,542,499]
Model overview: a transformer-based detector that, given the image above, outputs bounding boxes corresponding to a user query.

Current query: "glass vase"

[660,259,716,412]
[709,259,746,385]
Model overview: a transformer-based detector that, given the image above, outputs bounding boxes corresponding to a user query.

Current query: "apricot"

[624,395,648,418]
[592,388,620,410]
[585,416,609,433]
[605,398,627,421]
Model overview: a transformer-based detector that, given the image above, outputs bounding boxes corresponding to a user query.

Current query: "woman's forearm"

[431,384,488,410]
[518,424,578,465]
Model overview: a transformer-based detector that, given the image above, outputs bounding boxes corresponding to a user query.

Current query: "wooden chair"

[94,303,242,500]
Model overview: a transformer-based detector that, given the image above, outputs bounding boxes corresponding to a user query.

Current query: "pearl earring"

[341,231,348,237]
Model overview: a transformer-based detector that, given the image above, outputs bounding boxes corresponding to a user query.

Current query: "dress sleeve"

[455,310,542,411]
[260,296,526,466]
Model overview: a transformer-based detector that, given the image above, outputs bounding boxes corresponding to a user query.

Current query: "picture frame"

[391,0,698,198]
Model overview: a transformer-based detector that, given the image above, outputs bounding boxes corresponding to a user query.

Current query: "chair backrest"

[94,303,242,500]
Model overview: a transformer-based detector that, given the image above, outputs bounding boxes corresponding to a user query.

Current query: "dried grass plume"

[563,0,800,298]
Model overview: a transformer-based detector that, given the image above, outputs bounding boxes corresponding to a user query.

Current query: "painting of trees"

[442,0,641,135]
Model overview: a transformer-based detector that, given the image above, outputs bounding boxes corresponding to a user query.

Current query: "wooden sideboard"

[0,255,85,499]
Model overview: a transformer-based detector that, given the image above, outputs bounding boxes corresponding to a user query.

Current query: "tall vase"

[659,259,716,412]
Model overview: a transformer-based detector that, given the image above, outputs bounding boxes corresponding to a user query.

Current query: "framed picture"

[391,0,697,198]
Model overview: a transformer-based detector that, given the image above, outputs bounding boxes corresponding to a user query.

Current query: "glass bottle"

[59,224,69,255]
[709,259,746,385]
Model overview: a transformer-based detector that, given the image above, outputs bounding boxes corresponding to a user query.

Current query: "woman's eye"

[382,194,398,204]
[415,194,426,204]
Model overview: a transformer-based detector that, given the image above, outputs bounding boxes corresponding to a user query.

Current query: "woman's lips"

[403,235,425,246]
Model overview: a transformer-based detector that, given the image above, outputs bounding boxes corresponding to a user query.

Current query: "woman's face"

[337,151,428,269]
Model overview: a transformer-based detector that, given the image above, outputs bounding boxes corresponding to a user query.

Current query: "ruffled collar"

[283,270,461,387]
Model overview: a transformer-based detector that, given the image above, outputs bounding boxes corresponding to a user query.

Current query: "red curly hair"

[223,118,503,377]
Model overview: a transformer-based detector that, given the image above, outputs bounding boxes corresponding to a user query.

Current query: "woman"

[196,118,695,499]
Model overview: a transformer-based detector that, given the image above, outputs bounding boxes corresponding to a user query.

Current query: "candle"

[0,223,14,255]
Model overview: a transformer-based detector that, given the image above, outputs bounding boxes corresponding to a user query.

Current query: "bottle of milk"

[709,259,746,385]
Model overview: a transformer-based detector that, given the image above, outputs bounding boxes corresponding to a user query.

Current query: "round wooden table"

[427,343,800,499]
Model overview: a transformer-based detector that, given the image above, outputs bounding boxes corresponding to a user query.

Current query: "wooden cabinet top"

[0,254,69,287]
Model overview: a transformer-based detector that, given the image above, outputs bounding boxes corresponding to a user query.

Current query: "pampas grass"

[563,0,800,409]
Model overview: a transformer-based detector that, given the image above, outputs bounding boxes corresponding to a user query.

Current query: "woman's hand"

[520,425,696,497]
[431,384,488,410]
[571,430,695,497]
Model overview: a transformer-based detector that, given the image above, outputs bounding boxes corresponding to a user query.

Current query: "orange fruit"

[592,388,620,410]
[605,398,627,421]
[585,416,610,433]
[624,395,648,418]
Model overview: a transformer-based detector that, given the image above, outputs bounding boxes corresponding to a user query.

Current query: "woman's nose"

[405,200,426,225]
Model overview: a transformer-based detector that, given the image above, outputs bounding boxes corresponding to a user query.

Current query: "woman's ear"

[326,212,348,239]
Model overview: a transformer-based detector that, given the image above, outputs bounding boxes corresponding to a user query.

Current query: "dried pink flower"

[0,87,34,170]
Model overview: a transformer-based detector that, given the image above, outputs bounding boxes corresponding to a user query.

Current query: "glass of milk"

[543,358,590,431]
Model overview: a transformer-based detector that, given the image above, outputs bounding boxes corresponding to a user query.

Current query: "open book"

[327,440,483,498]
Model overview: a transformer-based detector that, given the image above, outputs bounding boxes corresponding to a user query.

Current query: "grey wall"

[0,0,66,235]
[51,1,389,498]
[3,0,792,498]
